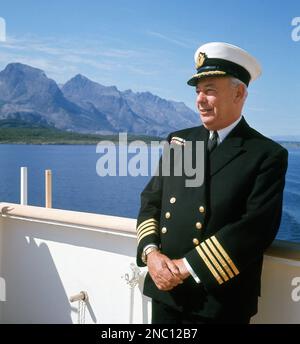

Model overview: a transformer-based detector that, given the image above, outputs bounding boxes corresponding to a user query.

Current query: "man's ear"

[234,83,246,104]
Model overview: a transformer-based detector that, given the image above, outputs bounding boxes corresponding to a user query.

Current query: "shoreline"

[0,127,299,147]
[0,141,299,147]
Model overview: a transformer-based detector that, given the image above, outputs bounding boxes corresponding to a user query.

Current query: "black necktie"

[207,131,218,153]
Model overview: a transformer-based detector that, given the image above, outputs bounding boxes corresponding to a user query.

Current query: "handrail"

[1,202,300,261]
[265,240,300,261]
[0,202,136,235]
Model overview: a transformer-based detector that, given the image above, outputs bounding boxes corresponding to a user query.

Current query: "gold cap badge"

[196,52,207,70]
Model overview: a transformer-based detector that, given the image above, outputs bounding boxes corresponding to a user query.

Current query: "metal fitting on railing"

[69,291,89,303]
[122,263,143,289]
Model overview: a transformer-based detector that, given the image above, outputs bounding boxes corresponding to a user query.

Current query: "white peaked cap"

[187,42,262,86]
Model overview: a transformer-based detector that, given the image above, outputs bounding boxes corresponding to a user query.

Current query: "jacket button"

[161,227,167,234]
[199,206,205,213]
[193,238,199,246]
[195,222,202,230]
[165,212,171,219]
[170,197,176,204]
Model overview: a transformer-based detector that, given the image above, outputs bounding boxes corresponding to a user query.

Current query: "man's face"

[195,76,239,130]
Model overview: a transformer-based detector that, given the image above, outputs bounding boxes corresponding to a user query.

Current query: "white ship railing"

[0,202,299,324]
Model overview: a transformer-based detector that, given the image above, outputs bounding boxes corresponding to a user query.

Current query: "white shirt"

[209,115,242,143]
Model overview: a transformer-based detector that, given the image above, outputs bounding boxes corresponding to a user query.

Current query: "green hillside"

[0,126,162,144]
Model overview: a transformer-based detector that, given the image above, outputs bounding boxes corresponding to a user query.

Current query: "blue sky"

[0,0,300,137]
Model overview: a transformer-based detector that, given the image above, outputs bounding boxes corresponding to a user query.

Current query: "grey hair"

[230,76,248,102]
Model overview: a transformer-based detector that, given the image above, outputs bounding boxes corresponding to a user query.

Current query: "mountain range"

[0,63,200,137]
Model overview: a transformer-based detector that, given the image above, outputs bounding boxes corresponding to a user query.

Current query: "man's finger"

[154,274,176,290]
[160,266,176,281]
[160,267,183,285]
[165,260,184,283]
[165,259,181,276]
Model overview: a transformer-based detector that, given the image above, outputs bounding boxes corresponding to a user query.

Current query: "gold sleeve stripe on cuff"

[200,242,229,282]
[137,225,158,240]
[137,218,158,231]
[137,219,158,232]
[137,222,158,236]
[195,245,224,285]
[137,217,158,227]
[205,238,235,279]
[138,230,158,244]
[137,221,158,234]
[137,227,157,240]
[211,236,240,275]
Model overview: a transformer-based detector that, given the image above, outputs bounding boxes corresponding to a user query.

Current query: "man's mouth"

[200,108,213,114]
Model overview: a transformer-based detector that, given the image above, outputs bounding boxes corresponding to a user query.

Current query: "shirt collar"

[209,116,242,143]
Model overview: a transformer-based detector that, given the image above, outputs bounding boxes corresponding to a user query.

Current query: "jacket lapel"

[209,117,248,177]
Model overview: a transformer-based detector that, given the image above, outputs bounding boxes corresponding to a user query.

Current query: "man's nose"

[197,91,207,103]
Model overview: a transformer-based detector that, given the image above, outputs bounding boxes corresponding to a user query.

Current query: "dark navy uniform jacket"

[136,117,288,319]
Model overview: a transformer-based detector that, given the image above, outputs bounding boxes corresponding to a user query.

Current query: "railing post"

[45,169,52,208]
[20,167,28,205]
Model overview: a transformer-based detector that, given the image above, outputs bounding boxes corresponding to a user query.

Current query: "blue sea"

[0,144,299,242]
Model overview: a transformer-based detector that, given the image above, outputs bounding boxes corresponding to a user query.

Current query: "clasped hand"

[146,251,190,291]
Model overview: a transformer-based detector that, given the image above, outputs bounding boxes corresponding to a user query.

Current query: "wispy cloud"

[0,34,161,84]
[1,35,141,59]
[147,30,190,48]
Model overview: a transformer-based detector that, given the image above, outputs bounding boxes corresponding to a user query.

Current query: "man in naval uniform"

[136,42,288,324]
